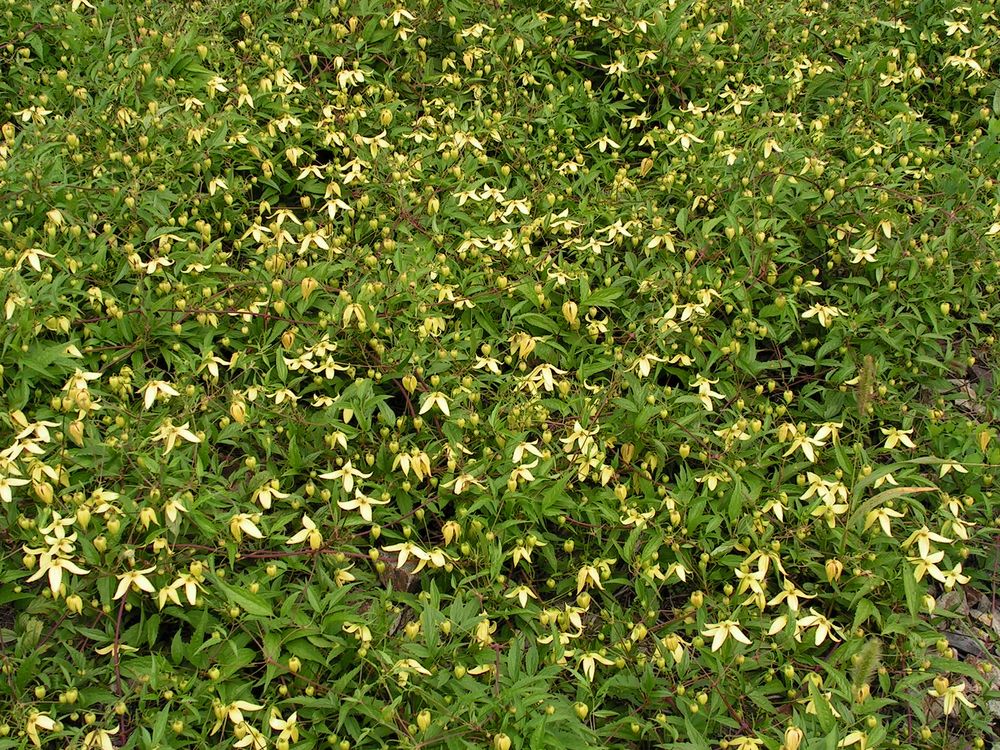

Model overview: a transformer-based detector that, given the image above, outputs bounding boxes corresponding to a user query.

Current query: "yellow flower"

[230,514,264,542]
[252,480,289,510]
[157,583,182,610]
[908,550,946,583]
[901,526,952,558]
[701,620,752,652]
[928,678,974,715]
[729,737,764,750]
[25,712,57,747]
[269,710,300,743]
[801,303,842,328]
[172,573,202,605]
[164,497,187,524]
[286,514,323,550]
[505,585,538,608]
[113,566,158,600]
[691,374,724,411]
[794,609,841,646]
[151,420,202,455]
[863,506,905,537]
[940,563,970,591]
[334,565,356,586]
[838,731,867,750]
[26,553,90,596]
[222,701,264,729]
[0,473,30,503]
[577,650,615,681]
[880,427,916,450]
[576,564,604,594]
[83,725,119,750]
[338,489,389,523]
[767,579,814,613]
[231,722,267,749]
[939,460,968,477]
[783,432,824,462]
[318,460,372,494]
[419,391,451,417]
[139,380,180,410]
[343,622,373,643]
[94,642,138,658]
[660,634,687,664]
[382,541,429,569]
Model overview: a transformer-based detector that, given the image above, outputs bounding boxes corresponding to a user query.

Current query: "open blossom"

[229,513,264,542]
[270,710,300,743]
[113,565,157,600]
[794,609,842,646]
[25,711,57,748]
[419,390,451,416]
[0,474,30,503]
[338,489,389,522]
[286,514,323,550]
[929,677,974,716]
[319,460,372,493]
[881,426,916,450]
[82,725,119,750]
[701,620,752,651]
[801,303,842,328]
[26,552,89,596]
[140,379,180,409]
[691,374,724,411]
[151,420,201,455]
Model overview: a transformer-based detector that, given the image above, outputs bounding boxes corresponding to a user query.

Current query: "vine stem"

[113,594,126,696]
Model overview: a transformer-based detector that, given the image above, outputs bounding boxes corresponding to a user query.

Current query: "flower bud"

[300,276,319,300]
[562,300,579,327]
[34,482,54,504]
[66,594,84,614]
[288,656,301,674]
[783,726,804,750]
[139,506,157,530]
[416,710,431,732]
[979,429,992,453]
[493,733,511,750]
[931,676,949,699]
[230,400,246,424]
[621,443,634,463]
[825,558,843,583]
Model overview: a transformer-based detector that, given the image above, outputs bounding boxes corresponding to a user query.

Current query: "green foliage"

[0,0,999,747]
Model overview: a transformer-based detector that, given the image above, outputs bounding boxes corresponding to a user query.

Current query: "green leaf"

[210,575,273,617]
[808,680,836,733]
[901,564,920,618]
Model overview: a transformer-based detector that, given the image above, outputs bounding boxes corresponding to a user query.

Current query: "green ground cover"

[1,0,999,747]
